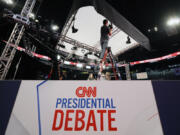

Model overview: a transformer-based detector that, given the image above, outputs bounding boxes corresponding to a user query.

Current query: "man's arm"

[108,24,113,36]
[108,28,112,36]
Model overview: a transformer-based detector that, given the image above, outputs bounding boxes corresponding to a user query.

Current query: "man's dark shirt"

[101,25,110,40]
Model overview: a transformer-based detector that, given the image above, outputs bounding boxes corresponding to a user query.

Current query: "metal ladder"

[98,47,122,80]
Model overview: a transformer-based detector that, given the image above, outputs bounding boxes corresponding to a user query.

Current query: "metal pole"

[13,56,22,80]
[125,63,131,80]
[0,0,37,79]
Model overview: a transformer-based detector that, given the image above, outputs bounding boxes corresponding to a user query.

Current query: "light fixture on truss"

[126,36,131,44]
[72,16,78,33]
[71,46,77,50]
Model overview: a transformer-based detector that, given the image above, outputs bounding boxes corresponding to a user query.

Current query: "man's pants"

[100,39,109,59]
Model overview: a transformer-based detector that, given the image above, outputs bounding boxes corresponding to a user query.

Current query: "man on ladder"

[100,19,112,59]
[99,19,121,80]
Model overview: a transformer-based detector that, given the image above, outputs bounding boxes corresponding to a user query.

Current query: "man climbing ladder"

[99,19,122,80]
[99,47,122,80]
[100,19,112,59]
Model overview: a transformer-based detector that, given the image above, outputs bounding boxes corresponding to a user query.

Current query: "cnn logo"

[76,87,97,97]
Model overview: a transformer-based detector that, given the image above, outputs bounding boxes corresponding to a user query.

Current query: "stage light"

[148,29,151,32]
[84,54,88,57]
[72,16,78,33]
[57,55,61,60]
[35,19,39,22]
[51,25,59,31]
[88,52,93,55]
[59,44,65,49]
[86,66,91,69]
[94,53,100,58]
[154,27,158,32]
[77,64,83,68]
[2,0,13,5]
[29,13,35,19]
[167,17,180,26]
[71,46,77,50]
[84,51,93,57]
[72,25,78,33]
[64,61,70,65]
[126,36,131,44]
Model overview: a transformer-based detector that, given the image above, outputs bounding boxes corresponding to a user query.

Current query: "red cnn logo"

[76,87,97,97]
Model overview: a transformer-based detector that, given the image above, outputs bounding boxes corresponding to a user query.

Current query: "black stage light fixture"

[71,46,77,50]
[84,54,88,57]
[57,55,61,61]
[72,16,78,33]
[84,51,92,57]
[88,52,93,55]
[72,25,78,33]
[59,44,65,49]
[94,53,100,58]
[126,36,131,44]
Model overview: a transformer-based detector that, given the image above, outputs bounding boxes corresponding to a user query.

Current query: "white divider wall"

[6,81,163,135]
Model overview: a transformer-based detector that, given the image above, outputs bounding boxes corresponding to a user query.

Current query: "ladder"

[98,47,122,80]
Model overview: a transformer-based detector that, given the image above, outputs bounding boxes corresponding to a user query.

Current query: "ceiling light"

[35,19,39,22]
[51,25,59,31]
[77,64,83,68]
[167,17,180,26]
[3,0,13,5]
[64,61,70,65]
[29,13,35,19]
[59,44,65,49]
[126,36,131,44]
[72,25,78,33]
[86,66,91,69]
[57,55,61,60]
[71,46,77,50]
[154,27,158,32]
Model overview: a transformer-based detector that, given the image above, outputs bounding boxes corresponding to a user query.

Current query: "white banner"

[6,81,163,135]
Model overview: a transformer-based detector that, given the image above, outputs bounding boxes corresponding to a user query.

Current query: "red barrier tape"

[2,40,180,68]
[2,40,51,61]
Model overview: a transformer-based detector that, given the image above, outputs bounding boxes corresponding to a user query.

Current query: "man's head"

[103,19,108,26]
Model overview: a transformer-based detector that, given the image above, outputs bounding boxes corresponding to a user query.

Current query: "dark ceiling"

[38,0,180,35]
